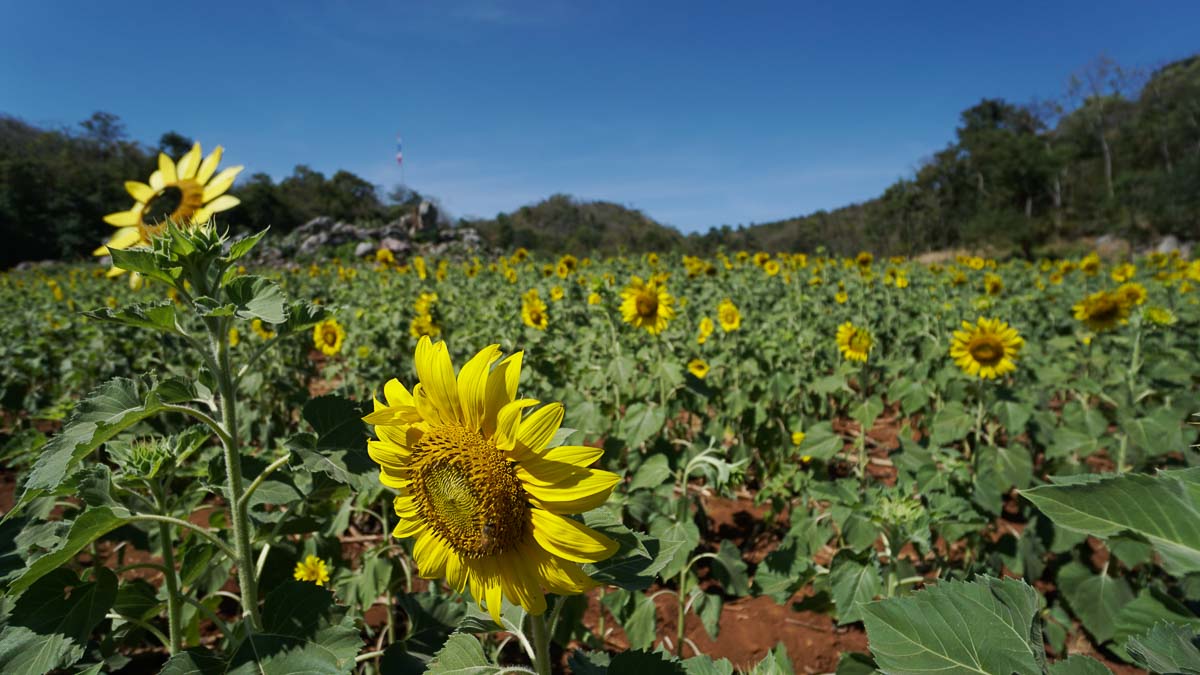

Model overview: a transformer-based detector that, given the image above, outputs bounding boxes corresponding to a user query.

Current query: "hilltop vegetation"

[1,54,1197,266]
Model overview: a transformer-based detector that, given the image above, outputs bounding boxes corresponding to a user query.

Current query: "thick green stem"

[153,484,183,654]
[215,330,263,630]
[530,611,552,675]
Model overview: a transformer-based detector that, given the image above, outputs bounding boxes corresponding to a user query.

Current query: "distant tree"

[157,131,194,158]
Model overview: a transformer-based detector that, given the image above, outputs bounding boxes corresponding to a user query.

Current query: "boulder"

[354,242,376,258]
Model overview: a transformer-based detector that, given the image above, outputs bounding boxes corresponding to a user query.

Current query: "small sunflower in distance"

[365,338,620,623]
[717,298,741,332]
[96,143,243,275]
[949,317,1023,380]
[836,322,873,362]
[619,276,675,335]
[1073,290,1129,332]
[313,318,346,356]
[697,317,714,345]
[687,358,710,379]
[522,290,549,330]
[294,555,331,586]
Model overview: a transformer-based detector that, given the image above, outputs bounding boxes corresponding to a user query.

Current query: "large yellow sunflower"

[1073,290,1129,332]
[95,143,243,275]
[619,276,675,335]
[949,317,1023,380]
[364,338,619,623]
[836,321,873,362]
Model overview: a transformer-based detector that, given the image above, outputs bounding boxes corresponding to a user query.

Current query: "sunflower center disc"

[324,329,338,346]
[969,337,1003,365]
[412,425,528,558]
[850,332,871,352]
[144,186,185,226]
[636,293,658,318]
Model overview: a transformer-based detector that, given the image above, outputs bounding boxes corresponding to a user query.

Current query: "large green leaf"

[6,506,133,594]
[1022,472,1200,576]
[831,555,881,625]
[584,509,684,590]
[1057,561,1134,644]
[1126,622,1200,674]
[8,378,167,519]
[620,402,667,449]
[224,275,288,323]
[862,576,1042,675]
[0,567,117,675]
[223,581,361,674]
[84,301,182,334]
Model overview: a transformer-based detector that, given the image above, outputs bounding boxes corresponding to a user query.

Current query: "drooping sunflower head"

[365,338,620,622]
[95,143,242,276]
[313,318,346,356]
[836,321,873,362]
[1073,290,1129,332]
[949,317,1023,380]
[717,299,741,332]
[619,276,675,335]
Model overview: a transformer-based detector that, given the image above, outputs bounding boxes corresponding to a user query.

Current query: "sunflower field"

[2,151,1200,675]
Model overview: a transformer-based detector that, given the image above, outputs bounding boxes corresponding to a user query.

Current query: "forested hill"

[1,53,1197,266]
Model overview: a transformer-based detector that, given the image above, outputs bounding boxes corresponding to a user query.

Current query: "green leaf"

[682,653,735,675]
[225,275,287,323]
[279,301,330,335]
[225,228,269,262]
[621,403,667,449]
[0,567,117,675]
[1057,561,1134,644]
[888,378,928,414]
[862,576,1043,675]
[993,400,1032,436]
[646,517,700,582]
[1022,472,1200,576]
[84,301,181,334]
[1113,588,1200,648]
[798,421,844,460]
[835,652,878,675]
[1126,622,1200,674]
[1122,410,1186,459]
[831,555,881,625]
[930,402,974,446]
[851,396,884,430]
[709,539,750,596]
[7,506,133,594]
[629,454,672,492]
[608,649,686,674]
[224,581,361,674]
[10,378,166,518]
[624,593,658,650]
[583,509,683,591]
[107,247,176,285]
[305,395,368,451]
[426,633,500,674]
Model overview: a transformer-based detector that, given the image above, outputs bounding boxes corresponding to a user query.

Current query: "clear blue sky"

[2,1,1197,232]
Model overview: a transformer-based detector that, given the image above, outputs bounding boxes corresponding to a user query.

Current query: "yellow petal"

[93,244,109,256]
[201,166,244,202]
[484,566,504,625]
[106,226,144,251]
[176,142,202,180]
[497,551,546,615]
[391,517,425,539]
[148,170,165,191]
[203,194,240,214]
[444,550,468,593]
[530,509,617,563]
[482,351,523,436]
[103,209,141,227]
[514,402,564,459]
[457,344,501,432]
[384,378,414,407]
[525,470,621,514]
[413,532,450,579]
[516,455,587,487]
[125,181,155,203]
[539,444,604,467]
[495,399,538,451]
[158,152,177,184]
[414,337,462,423]
[191,207,211,224]
[195,146,224,184]
[530,543,594,594]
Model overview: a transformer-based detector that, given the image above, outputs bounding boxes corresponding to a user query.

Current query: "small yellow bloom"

[619,276,674,335]
[1111,262,1136,282]
[835,322,873,362]
[763,260,781,277]
[587,292,602,305]
[791,431,806,446]
[1145,306,1176,326]
[717,299,741,332]
[522,291,549,330]
[983,273,1003,296]
[293,555,331,586]
[357,345,372,358]
[687,358,710,379]
[313,318,346,356]
[697,317,714,345]
[550,285,565,301]
[251,318,276,340]
[835,291,848,304]
[376,248,396,265]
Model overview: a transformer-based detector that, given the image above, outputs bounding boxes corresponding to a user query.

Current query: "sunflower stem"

[529,610,552,675]
[152,481,183,654]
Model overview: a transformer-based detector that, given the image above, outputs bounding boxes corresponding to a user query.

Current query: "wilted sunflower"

[365,338,619,622]
[687,358,710,379]
[717,299,741,332]
[522,291,549,330]
[1073,290,1129,332]
[313,318,346,356]
[949,317,1023,380]
[95,143,242,275]
[835,322,873,362]
[619,276,675,335]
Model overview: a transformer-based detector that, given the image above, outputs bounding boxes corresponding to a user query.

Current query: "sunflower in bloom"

[855,252,874,270]
[983,273,1003,296]
[294,555,331,586]
[313,318,346,356]
[365,338,620,622]
[1145,306,1177,326]
[717,299,741,332]
[791,431,806,446]
[1080,253,1101,275]
[835,322,873,362]
[550,286,565,301]
[522,290,549,331]
[1116,282,1147,307]
[835,290,849,304]
[95,144,242,270]
[949,317,1023,380]
[619,276,675,335]
[1072,290,1129,332]
[587,292,602,306]
[1111,263,1136,283]
[687,358,709,379]
[376,248,396,265]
